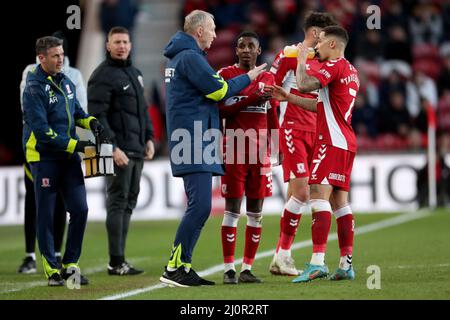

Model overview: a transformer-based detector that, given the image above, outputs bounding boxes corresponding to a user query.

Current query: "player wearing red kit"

[268,12,337,276]
[270,25,359,282]
[218,31,280,284]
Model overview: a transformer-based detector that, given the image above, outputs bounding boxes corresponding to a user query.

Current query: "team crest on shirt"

[65,84,74,99]
[41,178,51,188]
[296,163,306,174]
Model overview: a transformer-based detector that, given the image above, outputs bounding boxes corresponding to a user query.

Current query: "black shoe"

[223,269,238,284]
[159,266,202,287]
[61,267,89,285]
[107,262,144,275]
[239,270,262,283]
[48,272,65,287]
[18,256,37,274]
[188,268,215,285]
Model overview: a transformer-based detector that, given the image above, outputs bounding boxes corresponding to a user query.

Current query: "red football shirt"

[218,65,277,161]
[270,48,322,132]
[309,57,360,152]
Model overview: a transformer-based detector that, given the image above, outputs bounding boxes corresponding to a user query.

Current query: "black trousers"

[105,158,143,263]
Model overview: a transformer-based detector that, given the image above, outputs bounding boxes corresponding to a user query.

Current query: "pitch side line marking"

[0,257,150,294]
[99,209,432,300]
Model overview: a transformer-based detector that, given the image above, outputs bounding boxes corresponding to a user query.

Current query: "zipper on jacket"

[48,77,72,138]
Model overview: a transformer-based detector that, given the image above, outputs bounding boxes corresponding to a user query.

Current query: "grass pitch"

[0,209,449,300]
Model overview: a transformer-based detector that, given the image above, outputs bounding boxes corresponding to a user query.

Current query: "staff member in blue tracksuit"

[160,10,267,287]
[22,36,106,286]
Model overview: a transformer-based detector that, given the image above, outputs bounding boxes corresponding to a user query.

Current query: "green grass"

[0,209,449,300]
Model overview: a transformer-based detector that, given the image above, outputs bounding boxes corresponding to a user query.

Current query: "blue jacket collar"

[163,31,205,59]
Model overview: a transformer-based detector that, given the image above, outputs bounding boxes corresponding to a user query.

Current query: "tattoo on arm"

[296,64,321,93]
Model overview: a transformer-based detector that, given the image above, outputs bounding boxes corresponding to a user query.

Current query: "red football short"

[280,128,315,182]
[308,144,355,191]
[221,162,272,199]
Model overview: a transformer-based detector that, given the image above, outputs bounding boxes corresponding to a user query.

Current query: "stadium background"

[1,0,449,223]
[0,0,449,301]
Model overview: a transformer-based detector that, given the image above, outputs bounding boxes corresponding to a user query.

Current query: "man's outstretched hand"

[264,85,289,101]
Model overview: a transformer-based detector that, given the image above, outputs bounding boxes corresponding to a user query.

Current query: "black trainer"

[48,272,65,287]
[239,270,262,283]
[188,268,215,285]
[223,269,238,284]
[107,262,144,276]
[18,256,37,274]
[61,267,89,285]
[159,266,202,287]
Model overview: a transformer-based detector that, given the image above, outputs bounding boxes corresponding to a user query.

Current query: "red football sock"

[312,210,332,253]
[275,215,284,253]
[243,225,262,265]
[336,214,354,256]
[280,210,302,250]
[221,226,237,264]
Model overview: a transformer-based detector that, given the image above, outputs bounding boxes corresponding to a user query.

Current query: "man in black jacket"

[88,26,154,275]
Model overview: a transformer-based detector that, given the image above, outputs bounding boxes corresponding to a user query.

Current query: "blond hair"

[183,10,214,34]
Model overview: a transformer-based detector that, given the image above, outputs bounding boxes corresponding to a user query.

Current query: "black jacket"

[87,54,153,158]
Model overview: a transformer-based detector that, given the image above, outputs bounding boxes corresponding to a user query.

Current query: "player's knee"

[291,187,309,202]
[246,211,262,228]
[223,211,239,227]
[333,204,352,218]
[309,199,332,213]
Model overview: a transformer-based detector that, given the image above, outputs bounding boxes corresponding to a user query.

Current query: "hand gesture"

[265,85,289,101]
[247,63,267,81]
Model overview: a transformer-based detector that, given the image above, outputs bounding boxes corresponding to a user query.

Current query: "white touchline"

[99,209,432,300]
[0,257,151,295]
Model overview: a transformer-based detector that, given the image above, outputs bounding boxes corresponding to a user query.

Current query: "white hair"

[184,10,214,34]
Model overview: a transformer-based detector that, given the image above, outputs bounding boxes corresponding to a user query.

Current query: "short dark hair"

[323,25,349,45]
[303,11,337,30]
[35,36,63,55]
[107,26,130,40]
[236,31,259,45]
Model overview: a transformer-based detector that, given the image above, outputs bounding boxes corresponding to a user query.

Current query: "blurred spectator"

[268,0,300,37]
[351,93,378,138]
[354,29,385,62]
[437,91,450,134]
[406,71,438,117]
[381,0,409,32]
[379,66,408,109]
[100,0,140,40]
[437,43,450,95]
[379,90,412,138]
[409,2,443,46]
[384,24,412,63]
[261,35,285,66]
